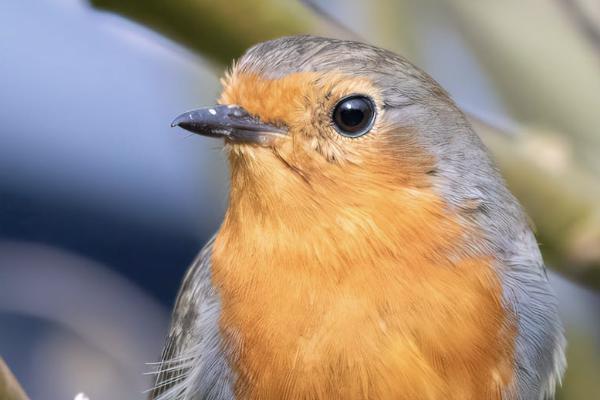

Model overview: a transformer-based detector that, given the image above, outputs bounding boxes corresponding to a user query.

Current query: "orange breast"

[211,177,516,400]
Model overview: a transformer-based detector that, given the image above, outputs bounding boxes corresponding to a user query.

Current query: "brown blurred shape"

[0,358,30,400]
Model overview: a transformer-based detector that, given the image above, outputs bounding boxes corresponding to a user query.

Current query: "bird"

[150,35,566,400]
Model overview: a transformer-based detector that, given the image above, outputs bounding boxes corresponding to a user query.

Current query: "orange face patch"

[219,70,381,127]
[219,71,389,164]
[218,71,435,193]
[211,70,517,400]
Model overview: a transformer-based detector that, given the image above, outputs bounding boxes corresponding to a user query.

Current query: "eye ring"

[331,95,376,138]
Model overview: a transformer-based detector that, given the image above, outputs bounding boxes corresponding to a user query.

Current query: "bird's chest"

[214,261,402,398]
[211,235,515,400]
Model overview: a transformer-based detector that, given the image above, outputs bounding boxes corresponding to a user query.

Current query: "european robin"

[151,36,565,400]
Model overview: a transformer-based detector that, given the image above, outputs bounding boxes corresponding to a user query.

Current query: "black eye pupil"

[340,107,364,127]
[332,96,375,137]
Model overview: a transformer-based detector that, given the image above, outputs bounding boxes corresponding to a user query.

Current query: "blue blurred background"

[1,0,599,399]
[1,1,227,397]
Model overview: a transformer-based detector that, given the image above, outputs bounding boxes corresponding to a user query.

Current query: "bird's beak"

[171,105,286,145]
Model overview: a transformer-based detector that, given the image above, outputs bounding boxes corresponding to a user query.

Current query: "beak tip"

[171,115,186,128]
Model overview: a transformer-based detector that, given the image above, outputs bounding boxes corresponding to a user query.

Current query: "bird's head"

[173,35,509,239]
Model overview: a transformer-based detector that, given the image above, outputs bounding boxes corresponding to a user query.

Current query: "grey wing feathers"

[148,236,235,400]
[499,228,566,400]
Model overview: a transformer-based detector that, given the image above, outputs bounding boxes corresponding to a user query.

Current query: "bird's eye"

[332,95,376,138]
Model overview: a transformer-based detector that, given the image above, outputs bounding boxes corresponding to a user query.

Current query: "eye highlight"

[332,95,376,138]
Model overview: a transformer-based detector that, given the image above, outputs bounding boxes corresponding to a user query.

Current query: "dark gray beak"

[171,105,286,145]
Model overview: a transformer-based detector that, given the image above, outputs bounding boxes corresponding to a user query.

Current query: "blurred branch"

[89,0,343,65]
[472,116,600,289]
[300,0,362,41]
[557,0,600,53]
[0,358,29,400]
[88,0,600,288]
[443,0,600,175]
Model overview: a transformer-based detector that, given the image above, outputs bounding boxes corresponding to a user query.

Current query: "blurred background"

[0,0,598,399]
